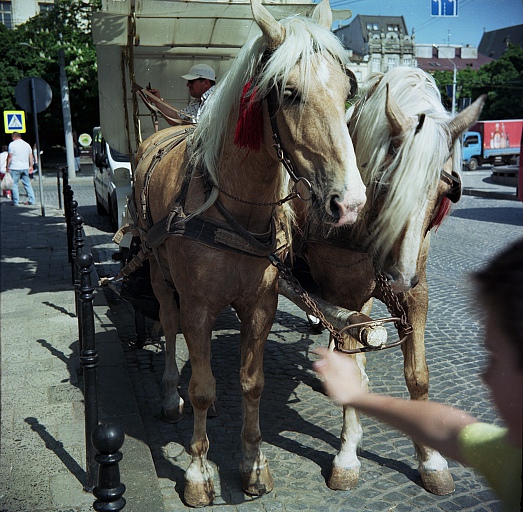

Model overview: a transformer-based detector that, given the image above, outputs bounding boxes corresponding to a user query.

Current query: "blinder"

[345,67,358,100]
[441,169,461,203]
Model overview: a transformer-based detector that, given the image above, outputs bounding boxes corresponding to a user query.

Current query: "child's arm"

[313,348,477,465]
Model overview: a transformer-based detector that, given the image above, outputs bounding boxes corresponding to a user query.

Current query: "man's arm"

[146,88,184,126]
[6,154,12,171]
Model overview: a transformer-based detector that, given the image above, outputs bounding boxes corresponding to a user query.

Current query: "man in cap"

[148,64,216,125]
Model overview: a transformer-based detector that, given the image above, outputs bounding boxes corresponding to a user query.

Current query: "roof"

[417,47,493,72]
[478,24,523,59]
[353,14,409,38]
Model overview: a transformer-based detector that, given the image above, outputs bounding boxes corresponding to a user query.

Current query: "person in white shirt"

[6,132,35,206]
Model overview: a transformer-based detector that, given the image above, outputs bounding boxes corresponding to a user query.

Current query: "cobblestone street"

[10,171,523,511]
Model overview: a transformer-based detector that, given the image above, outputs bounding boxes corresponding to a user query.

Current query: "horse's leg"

[234,290,276,496]
[149,258,185,423]
[327,328,369,490]
[180,302,217,507]
[400,272,455,495]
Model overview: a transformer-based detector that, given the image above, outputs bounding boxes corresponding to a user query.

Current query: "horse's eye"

[283,88,300,103]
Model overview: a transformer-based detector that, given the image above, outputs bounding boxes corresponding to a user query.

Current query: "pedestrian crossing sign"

[3,111,26,133]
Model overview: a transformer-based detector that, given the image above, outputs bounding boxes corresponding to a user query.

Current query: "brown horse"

[297,67,485,495]
[130,0,365,506]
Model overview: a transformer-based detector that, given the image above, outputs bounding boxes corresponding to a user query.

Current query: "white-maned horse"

[130,0,365,506]
[299,67,485,495]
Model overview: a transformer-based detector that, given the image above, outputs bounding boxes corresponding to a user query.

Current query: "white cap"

[181,64,216,81]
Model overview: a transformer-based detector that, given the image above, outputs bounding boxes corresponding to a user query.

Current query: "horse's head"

[349,67,485,292]
[245,0,366,226]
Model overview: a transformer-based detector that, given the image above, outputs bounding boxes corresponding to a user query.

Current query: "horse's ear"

[251,0,285,49]
[311,0,334,30]
[447,94,486,143]
[385,83,411,138]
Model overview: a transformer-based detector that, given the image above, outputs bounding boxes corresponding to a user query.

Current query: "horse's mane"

[189,13,350,202]
[350,66,461,257]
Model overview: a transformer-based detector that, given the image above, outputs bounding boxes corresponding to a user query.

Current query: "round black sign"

[15,77,52,113]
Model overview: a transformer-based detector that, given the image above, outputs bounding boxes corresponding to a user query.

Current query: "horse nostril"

[329,195,341,222]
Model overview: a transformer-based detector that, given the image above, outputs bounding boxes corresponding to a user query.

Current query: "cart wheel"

[307,313,324,333]
[134,310,146,348]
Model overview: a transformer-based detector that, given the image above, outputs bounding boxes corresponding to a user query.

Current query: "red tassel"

[234,79,264,151]
[429,196,451,231]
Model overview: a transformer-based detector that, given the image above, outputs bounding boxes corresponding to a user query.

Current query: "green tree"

[431,44,523,119]
[0,0,101,147]
[471,43,523,119]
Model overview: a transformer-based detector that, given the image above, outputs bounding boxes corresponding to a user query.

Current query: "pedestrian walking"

[6,132,35,206]
[73,131,81,173]
[0,144,12,199]
[31,143,40,180]
[313,238,523,512]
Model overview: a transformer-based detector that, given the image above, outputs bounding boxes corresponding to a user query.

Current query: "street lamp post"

[434,45,457,115]
[449,62,457,115]
[58,47,77,179]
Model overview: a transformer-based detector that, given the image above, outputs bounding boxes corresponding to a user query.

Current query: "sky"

[330,0,523,47]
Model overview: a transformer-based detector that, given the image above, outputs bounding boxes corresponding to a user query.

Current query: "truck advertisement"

[463,119,522,170]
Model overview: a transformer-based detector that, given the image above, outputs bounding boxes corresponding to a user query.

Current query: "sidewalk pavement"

[0,197,164,512]
[0,165,519,512]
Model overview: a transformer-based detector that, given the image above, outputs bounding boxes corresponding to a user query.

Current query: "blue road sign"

[431,0,459,17]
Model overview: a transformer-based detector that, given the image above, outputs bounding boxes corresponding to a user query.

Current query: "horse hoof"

[240,463,274,496]
[161,406,184,424]
[184,479,215,507]
[420,468,455,495]
[328,466,359,490]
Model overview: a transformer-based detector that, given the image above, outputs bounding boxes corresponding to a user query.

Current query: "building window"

[387,58,396,70]
[0,1,12,29]
[371,57,381,72]
[387,24,399,32]
[403,58,412,66]
[39,2,54,13]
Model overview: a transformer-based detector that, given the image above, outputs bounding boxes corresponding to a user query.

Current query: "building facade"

[335,13,492,90]
[334,14,417,85]
[0,0,54,29]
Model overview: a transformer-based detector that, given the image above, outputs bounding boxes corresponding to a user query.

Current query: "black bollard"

[56,167,63,210]
[78,253,99,491]
[74,214,85,333]
[69,200,79,266]
[92,424,126,511]
[62,166,69,189]
[73,214,84,287]
[64,188,74,262]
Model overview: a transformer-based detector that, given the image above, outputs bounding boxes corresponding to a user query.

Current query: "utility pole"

[59,47,76,179]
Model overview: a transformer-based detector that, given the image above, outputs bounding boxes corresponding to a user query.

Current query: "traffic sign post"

[15,77,52,217]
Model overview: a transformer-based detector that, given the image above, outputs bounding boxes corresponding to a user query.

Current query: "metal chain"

[270,254,346,348]
[373,264,413,338]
